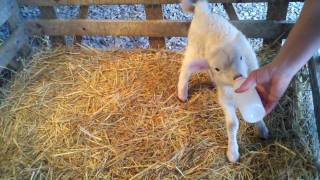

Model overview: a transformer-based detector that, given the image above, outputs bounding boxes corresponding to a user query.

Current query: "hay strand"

[0,47,318,179]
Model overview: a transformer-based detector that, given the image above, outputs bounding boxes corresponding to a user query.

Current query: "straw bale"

[0,46,318,179]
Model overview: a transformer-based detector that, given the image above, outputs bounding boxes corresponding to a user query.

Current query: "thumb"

[235,71,257,93]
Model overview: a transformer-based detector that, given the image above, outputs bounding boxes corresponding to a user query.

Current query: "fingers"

[235,71,257,93]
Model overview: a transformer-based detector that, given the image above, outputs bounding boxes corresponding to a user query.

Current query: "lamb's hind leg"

[256,120,270,140]
[177,58,209,102]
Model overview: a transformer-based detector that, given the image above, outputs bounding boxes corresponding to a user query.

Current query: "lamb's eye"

[240,56,243,60]
[215,68,220,72]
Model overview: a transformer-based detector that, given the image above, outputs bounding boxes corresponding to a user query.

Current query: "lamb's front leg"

[207,69,216,88]
[177,64,193,102]
[219,96,240,162]
[177,58,209,102]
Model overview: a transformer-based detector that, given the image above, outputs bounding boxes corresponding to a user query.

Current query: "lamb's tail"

[181,0,209,13]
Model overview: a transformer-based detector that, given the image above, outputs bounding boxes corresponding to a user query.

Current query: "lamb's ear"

[187,59,209,72]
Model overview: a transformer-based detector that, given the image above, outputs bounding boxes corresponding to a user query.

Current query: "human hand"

[235,63,294,115]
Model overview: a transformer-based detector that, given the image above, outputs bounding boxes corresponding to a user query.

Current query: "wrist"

[270,57,299,80]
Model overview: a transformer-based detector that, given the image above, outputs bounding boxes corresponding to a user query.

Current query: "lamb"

[177,0,270,162]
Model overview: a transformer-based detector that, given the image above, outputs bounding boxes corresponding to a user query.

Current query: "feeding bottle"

[233,77,266,123]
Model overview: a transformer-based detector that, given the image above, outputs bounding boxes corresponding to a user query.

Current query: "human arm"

[236,0,320,114]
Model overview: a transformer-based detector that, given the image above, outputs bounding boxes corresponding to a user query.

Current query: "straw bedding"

[0,46,318,179]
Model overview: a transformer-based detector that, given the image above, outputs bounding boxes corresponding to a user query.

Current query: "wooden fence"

[0,0,29,71]
[16,0,301,48]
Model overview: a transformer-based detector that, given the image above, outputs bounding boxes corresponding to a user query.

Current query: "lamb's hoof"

[177,91,188,102]
[177,96,187,102]
[227,149,240,163]
[258,128,270,140]
[210,82,216,89]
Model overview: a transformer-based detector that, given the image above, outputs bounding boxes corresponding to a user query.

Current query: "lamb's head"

[207,33,255,86]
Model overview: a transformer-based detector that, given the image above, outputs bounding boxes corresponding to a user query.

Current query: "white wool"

[178,0,269,162]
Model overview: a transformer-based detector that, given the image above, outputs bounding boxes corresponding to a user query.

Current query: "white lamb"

[177,0,270,162]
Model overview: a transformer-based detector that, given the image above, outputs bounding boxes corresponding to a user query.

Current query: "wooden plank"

[145,4,165,49]
[79,6,89,18]
[264,0,290,47]
[7,12,21,31]
[7,0,32,68]
[26,19,294,39]
[0,26,28,72]
[0,0,15,27]
[39,6,65,45]
[40,6,56,19]
[223,3,238,20]
[75,5,89,44]
[7,0,23,31]
[308,52,320,130]
[17,0,304,6]
[266,0,290,20]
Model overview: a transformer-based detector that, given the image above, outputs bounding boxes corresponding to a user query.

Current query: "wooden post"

[145,4,166,49]
[7,2,20,30]
[0,25,29,73]
[75,5,89,44]
[39,6,65,45]
[223,3,238,20]
[0,0,14,27]
[308,51,320,128]
[5,0,31,71]
[264,0,289,48]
